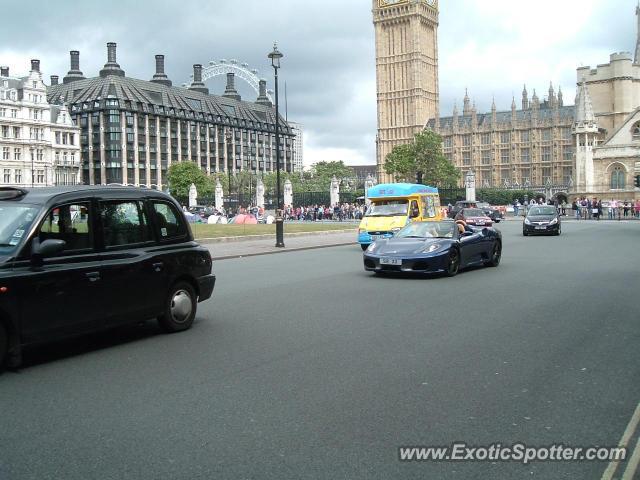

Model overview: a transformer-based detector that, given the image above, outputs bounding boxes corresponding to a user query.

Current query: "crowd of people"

[570,198,640,220]
[282,203,366,221]
[510,197,640,220]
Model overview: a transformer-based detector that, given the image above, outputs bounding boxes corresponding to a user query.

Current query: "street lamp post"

[269,43,285,248]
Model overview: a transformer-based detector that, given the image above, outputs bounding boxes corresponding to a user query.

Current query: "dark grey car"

[523,205,561,236]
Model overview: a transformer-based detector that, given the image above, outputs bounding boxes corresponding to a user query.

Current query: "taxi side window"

[100,201,151,247]
[152,202,187,239]
[38,203,92,251]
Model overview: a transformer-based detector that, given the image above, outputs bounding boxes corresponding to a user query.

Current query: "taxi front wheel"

[360,244,369,251]
[158,282,197,333]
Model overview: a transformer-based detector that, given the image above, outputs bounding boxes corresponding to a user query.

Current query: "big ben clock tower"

[373,0,439,183]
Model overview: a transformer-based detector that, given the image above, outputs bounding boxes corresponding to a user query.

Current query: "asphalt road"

[1,220,639,480]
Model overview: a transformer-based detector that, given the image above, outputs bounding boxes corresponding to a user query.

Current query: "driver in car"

[455,219,473,234]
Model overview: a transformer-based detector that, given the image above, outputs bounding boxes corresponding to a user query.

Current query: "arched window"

[610,165,625,189]
[633,123,640,140]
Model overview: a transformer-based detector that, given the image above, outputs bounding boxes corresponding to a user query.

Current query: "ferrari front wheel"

[445,249,460,277]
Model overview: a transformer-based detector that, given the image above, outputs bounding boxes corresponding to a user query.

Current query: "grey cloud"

[1,0,634,165]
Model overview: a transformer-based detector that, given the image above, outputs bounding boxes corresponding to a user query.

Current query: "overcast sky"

[0,0,636,166]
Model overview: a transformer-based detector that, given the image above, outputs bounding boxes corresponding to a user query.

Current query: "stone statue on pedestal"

[284,179,293,207]
[256,178,265,208]
[330,175,340,206]
[364,174,375,205]
[214,179,223,210]
[188,183,198,208]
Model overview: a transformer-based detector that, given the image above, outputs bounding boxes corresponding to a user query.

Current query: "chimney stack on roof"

[223,73,241,101]
[256,79,272,106]
[63,50,85,84]
[0,66,8,77]
[50,75,59,86]
[30,59,40,73]
[150,54,172,86]
[99,42,125,78]
[188,64,209,94]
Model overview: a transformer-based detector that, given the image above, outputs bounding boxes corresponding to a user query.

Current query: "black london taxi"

[0,186,215,368]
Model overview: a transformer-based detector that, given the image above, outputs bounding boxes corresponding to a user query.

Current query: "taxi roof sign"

[367,183,438,199]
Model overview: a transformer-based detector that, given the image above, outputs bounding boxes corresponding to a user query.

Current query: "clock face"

[378,0,409,7]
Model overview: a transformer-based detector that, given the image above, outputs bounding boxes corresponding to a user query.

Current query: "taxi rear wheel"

[360,244,368,251]
[158,282,197,333]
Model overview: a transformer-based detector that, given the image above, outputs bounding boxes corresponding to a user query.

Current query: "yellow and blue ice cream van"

[357,183,443,250]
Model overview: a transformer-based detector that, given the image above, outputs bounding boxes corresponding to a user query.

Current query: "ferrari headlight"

[524,218,532,225]
[549,218,558,225]
[423,243,441,253]
[367,243,377,252]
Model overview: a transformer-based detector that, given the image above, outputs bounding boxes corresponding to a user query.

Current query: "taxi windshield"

[396,221,455,239]
[366,200,408,217]
[0,204,39,254]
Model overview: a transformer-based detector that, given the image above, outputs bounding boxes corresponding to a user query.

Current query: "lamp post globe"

[269,43,285,248]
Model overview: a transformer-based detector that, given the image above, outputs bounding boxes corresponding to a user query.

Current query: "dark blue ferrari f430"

[363,220,502,276]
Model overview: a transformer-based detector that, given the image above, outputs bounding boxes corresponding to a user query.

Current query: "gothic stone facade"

[575,50,640,201]
[46,43,294,188]
[373,0,439,184]
[428,87,575,190]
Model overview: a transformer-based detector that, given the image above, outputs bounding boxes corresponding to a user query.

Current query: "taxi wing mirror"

[410,208,420,218]
[32,238,66,258]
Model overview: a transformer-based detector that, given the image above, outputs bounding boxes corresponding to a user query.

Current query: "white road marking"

[621,436,640,480]
[601,401,640,480]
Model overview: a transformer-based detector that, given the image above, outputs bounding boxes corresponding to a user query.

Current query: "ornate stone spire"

[452,102,459,131]
[491,96,497,126]
[531,89,539,109]
[548,82,555,108]
[463,88,470,116]
[636,1,640,63]
[557,86,563,107]
[471,101,478,129]
[575,80,595,124]
[522,84,529,110]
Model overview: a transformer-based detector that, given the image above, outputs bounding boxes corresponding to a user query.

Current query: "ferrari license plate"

[535,226,546,230]
[380,257,402,266]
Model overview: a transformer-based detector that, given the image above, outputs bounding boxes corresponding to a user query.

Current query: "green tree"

[166,162,214,203]
[384,130,460,187]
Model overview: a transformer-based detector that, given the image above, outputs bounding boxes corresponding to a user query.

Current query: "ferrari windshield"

[0,204,39,254]
[528,206,556,216]
[366,200,408,217]
[396,221,455,239]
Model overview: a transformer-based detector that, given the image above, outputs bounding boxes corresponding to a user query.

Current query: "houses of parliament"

[373,0,640,200]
